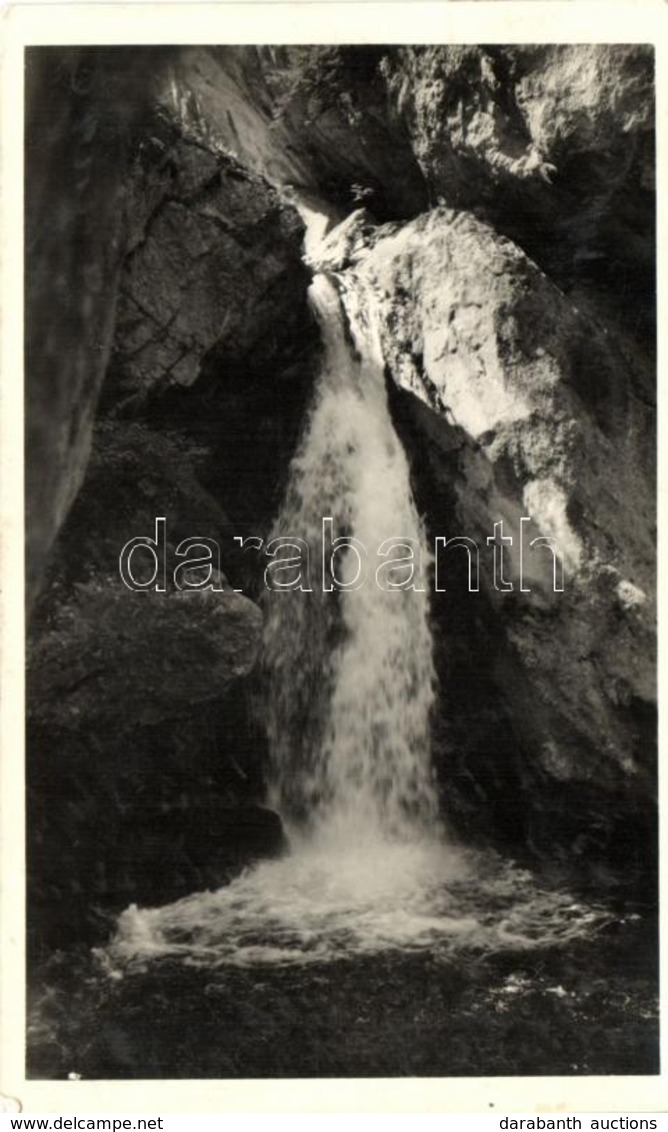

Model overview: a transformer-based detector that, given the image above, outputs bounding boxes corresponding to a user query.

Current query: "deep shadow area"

[28,905,658,1079]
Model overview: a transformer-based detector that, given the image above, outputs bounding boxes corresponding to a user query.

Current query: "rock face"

[381,45,655,341]
[382,46,652,211]
[110,132,310,401]
[313,206,655,861]
[167,44,653,339]
[160,47,428,219]
[27,43,654,599]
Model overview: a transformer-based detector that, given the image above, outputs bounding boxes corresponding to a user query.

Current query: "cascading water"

[105,255,604,972]
[263,272,439,847]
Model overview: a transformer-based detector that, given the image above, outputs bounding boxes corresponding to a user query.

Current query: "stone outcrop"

[110,132,310,403]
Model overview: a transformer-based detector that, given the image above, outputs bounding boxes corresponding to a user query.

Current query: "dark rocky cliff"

[25,45,656,950]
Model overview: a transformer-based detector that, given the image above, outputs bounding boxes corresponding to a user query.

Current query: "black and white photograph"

[9,11,660,1095]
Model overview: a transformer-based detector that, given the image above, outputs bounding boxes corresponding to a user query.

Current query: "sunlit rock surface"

[316,205,655,853]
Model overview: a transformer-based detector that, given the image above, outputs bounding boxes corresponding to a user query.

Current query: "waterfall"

[106,260,603,972]
[263,273,439,846]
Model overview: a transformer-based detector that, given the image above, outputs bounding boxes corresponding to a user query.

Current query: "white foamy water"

[108,839,605,971]
[106,265,604,974]
[263,272,439,841]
